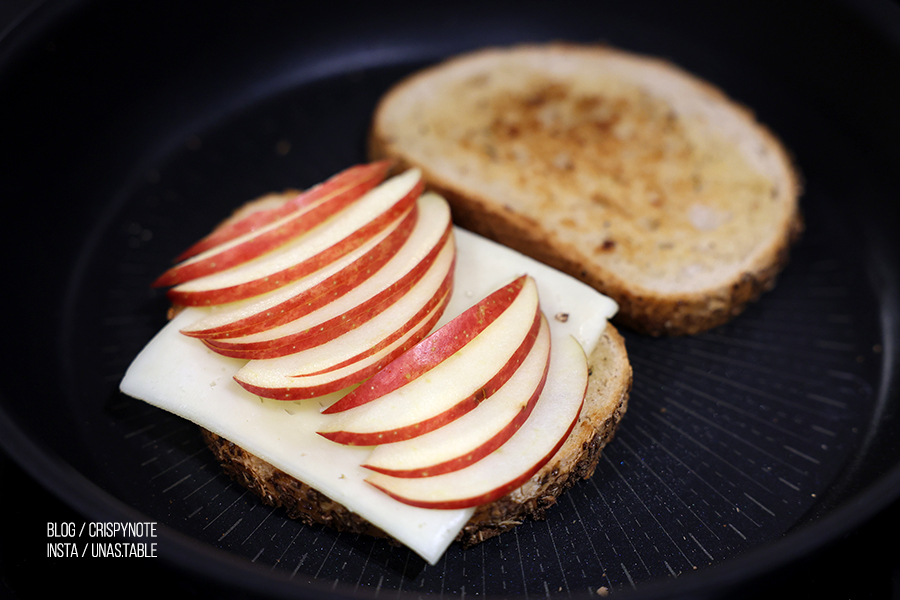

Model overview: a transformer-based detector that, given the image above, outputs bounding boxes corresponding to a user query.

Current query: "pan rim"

[1,311,899,599]
[2,0,900,597]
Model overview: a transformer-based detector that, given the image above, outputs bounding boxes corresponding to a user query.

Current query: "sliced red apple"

[362,314,551,478]
[364,332,589,509]
[324,274,534,414]
[200,193,452,359]
[174,161,392,262]
[175,193,296,263]
[292,285,449,378]
[316,275,542,446]
[233,239,456,400]
[166,168,422,306]
[234,277,453,401]
[155,161,394,287]
[179,202,418,340]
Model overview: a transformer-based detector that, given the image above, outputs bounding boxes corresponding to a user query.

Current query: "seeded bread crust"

[201,323,631,548]
[367,43,803,336]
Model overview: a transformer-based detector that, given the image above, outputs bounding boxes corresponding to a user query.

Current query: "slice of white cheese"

[119,226,617,564]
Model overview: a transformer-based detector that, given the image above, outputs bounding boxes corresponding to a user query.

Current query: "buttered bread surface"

[369,44,803,335]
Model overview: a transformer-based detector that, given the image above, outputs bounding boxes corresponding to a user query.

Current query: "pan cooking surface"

[53,61,887,598]
[2,1,898,598]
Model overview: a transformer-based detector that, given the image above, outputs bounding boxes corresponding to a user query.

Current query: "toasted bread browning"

[369,44,803,335]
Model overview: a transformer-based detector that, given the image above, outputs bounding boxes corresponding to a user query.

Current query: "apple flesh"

[173,161,392,262]
[233,238,456,399]
[179,202,418,339]
[233,278,453,401]
[316,275,542,445]
[165,168,423,306]
[155,161,394,287]
[174,192,300,263]
[149,161,598,514]
[198,192,452,359]
[363,332,589,509]
[362,314,551,478]
[324,274,534,414]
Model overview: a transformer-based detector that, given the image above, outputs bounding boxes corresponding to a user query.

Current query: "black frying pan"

[2,1,899,598]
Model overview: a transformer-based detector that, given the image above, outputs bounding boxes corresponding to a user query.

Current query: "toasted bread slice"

[368,43,803,335]
[202,322,631,547]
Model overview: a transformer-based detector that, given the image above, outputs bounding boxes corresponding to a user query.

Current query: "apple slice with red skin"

[316,275,542,446]
[362,314,551,478]
[169,188,417,307]
[200,194,452,359]
[364,332,589,509]
[293,284,449,378]
[179,201,417,340]
[324,274,534,414]
[318,307,540,446]
[233,241,456,400]
[155,161,394,287]
[174,192,297,263]
[289,274,453,380]
[205,226,451,360]
[233,276,453,401]
[174,160,392,262]
[165,169,422,306]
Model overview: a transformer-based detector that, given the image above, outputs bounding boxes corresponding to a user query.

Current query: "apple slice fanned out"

[324,274,537,414]
[199,192,453,360]
[234,275,453,401]
[233,235,456,400]
[166,167,423,306]
[364,332,589,510]
[173,160,392,262]
[317,275,542,446]
[179,202,418,340]
[362,314,551,478]
[155,161,393,287]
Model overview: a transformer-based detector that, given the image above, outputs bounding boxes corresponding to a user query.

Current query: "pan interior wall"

[55,63,888,597]
[1,0,897,598]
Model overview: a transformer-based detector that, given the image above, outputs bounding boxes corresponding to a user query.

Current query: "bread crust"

[201,323,631,548]
[180,163,632,549]
[368,43,803,336]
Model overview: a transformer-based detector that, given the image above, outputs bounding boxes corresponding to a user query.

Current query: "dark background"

[2,1,899,598]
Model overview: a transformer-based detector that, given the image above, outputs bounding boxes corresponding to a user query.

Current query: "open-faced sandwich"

[120,162,632,564]
[120,42,801,565]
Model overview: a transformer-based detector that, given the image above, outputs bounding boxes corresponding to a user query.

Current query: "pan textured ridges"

[100,224,880,597]
[78,53,883,598]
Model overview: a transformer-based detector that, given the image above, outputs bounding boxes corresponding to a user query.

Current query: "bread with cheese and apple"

[201,319,630,547]
[180,181,628,548]
[126,164,631,562]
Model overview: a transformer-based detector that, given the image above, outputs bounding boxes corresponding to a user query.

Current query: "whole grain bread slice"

[368,43,803,335]
[202,322,631,548]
